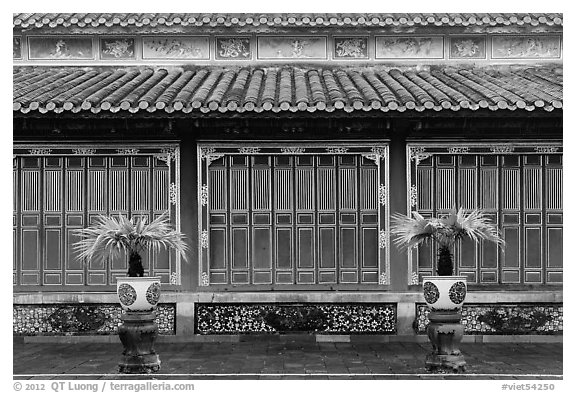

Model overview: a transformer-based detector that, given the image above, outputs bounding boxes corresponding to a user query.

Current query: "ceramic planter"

[116,277,161,312]
[422,276,467,311]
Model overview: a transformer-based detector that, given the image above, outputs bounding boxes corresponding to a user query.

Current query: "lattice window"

[198,144,390,287]
[407,144,562,285]
[13,144,181,288]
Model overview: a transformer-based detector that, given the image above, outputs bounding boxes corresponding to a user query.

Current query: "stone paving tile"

[13,341,562,380]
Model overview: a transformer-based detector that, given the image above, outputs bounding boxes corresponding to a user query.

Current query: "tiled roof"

[13,13,563,29]
[13,65,563,115]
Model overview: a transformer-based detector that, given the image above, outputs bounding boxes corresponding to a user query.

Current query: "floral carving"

[448,147,470,154]
[117,284,137,307]
[450,37,486,58]
[13,36,21,59]
[379,229,387,249]
[326,147,349,154]
[449,281,467,305]
[492,36,561,59]
[101,39,134,59]
[200,272,209,286]
[28,148,52,155]
[423,282,440,304]
[335,38,368,58]
[72,148,96,155]
[534,146,559,153]
[200,184,209,206]
[200,230,209,249]
[379,184,387,206]
[238,147,260,154]
[145,282,161,306]
[379,272,389,285]
[169,183,178,205]
[217,38,251,59]
[490,145,515,153]
[169,272,179,285]
[409,185,418,207]
[377,37,443,59]
[410,272,420,285]
[143,37,207,59]
[116,148,139,155]
[280,147,306,154]
[409,147,432,164]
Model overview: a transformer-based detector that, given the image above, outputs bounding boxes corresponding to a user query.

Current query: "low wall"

[13,291,562,338]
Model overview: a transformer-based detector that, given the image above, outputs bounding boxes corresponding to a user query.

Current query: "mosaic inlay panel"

[334,37,369,59]
[13,304,175,335]
[28,37,94,60]
[100,38,135,60]
[492,35,562,59]
[13,36,22,59]
[375,36,444,59]
[216,37,252,59]
[196,303,396,334]
[415,304,563,335]
[449,36,487,59]
[257,36,327,59]
[142,36,209,59]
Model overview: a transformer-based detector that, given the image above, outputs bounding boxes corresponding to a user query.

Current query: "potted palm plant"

[391,207,504,310]
[73,212,188,311]
[73,212,188,374]
[391,207,504,372]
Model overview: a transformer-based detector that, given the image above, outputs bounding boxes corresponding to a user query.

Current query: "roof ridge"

[13,13,563,29]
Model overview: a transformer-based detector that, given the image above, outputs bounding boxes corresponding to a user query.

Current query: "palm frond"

[72,212,189,266]
[390,211,435,250]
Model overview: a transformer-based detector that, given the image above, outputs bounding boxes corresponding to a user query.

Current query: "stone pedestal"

[425,310,466,373]
[118,311,161,374]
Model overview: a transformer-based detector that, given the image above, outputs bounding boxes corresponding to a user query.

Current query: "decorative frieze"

[195,303,397,334]
[415,304,563,335]
[13,304,175,335]
[334,37,368,59]
[449,35,487,59]
[14,34,563,63]
[142,36,209,59]
[375,36,444,59]
[216,37,251,59]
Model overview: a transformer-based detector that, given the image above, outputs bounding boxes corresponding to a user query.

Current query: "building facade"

[13,13,563,338]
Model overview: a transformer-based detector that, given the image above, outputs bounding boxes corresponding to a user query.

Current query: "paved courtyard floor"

[13,339,562,380]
